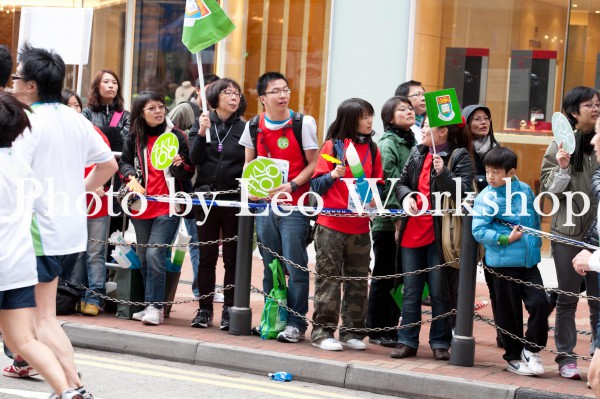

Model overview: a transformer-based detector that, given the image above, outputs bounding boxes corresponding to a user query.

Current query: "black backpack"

[248,112,307,165]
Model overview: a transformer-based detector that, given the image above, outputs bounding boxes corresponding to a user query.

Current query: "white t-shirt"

[238,111,319,151]
[13,103,113,256]
[0,148,38,291]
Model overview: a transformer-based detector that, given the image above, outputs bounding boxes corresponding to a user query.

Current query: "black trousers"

[492,266,549,361]
[194,206,239,311]
[366,230,401,339]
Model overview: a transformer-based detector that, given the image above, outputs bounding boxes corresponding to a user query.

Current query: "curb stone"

[62,322,582,399]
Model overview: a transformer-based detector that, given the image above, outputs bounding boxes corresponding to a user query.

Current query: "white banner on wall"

[18,7,93,65]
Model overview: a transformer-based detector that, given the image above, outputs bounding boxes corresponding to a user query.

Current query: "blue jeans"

[131,215,180,308]
[184,217,200,297]
[83,216,110,306]
[397,242,452,350]
[256,209,310,333]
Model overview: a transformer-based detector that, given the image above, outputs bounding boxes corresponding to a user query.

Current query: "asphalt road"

[0,346,405,399]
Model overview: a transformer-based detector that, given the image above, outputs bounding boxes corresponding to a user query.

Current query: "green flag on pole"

[424,88,462,127]
[182,0,235,53]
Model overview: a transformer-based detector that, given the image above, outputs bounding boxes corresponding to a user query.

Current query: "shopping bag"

[260,259,288,339]
[391,282,430,310]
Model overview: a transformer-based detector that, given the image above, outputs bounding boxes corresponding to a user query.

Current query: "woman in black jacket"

[188,78,246,330]
[391,118,474,361]
[119,91,194,326]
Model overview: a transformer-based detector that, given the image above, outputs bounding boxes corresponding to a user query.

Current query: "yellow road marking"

[74,354,358,399]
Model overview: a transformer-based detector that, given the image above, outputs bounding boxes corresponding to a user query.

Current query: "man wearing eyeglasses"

[9,43,117,398]
[239,71,319,344]
[395,80,427,144]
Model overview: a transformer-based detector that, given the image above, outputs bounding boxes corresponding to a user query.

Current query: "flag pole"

[195,52,211,143]
[429,127,436,156]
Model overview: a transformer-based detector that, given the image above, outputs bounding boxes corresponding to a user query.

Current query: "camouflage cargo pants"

[311,224,371,343]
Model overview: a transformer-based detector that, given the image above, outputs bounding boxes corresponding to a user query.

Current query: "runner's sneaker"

[48,388,84,399]
[506,360,535,376]
[312,337,343,351]
[132,306,147,321]
[75,386,94,399]
[141,306,164,325]
[276,326,304,343]
[559,363,582,380]
[220,307,230,331]
[3,363,38,378]
[82,303,100,317]
[213,292,224,303]
[340,338,367,350]
[191,308,213,328]
[520,348,544,375]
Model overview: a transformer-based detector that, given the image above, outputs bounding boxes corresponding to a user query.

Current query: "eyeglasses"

[11,74,23,81]
[396,106,414,113]
[264,88,292,96]
[580,103,600,110]
[144,104,166,113]
[472,116,491,123]
[407,91,425,99]
[220,89,243,98]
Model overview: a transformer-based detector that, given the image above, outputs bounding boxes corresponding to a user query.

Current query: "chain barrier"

[78,284,235,307]
[474,312,592,361]
[480,263,600,302]
[251,285,455,333]
[255,240,455,282]
[88,236,238,249]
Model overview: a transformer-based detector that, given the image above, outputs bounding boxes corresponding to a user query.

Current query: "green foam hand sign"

[151,132,179,170]
[242,158,283,198]
[551,112,576,154]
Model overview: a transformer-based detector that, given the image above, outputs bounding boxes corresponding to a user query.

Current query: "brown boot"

[390,343,417,359]
[432,348,450,361]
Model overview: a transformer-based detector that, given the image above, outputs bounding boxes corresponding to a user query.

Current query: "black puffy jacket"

[395,144,475,258]
[83,104,131,145]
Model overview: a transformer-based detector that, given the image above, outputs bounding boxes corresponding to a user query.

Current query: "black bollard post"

[449,209,478,367]
[229,214,255,335]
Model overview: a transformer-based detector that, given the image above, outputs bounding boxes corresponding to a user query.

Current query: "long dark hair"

[446,123,473,154]
[87,69,125,111]
[130,91,165,149]
[326,98,374,142]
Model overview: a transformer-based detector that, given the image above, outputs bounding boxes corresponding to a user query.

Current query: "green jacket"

[372,129,415,231]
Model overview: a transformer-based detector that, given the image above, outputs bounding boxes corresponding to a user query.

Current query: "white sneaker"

[141,306,164,325]
[341,338,367,350]
[559,363,582,380]
[132,307,147,321]
[521,348,544,375]
[276,326,305,343]
[312,337,343,351]
[506,360,535,376]
[213,292,224,303]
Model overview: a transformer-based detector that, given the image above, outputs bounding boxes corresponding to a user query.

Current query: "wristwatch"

[289,181,299,192]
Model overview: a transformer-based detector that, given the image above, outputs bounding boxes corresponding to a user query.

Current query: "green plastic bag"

[260,259,288,339]
[391,282,429,310]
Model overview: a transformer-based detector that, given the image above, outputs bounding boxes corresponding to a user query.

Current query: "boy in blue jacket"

[472,146,549,377]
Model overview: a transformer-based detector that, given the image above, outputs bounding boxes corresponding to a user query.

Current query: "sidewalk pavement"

[58,252,597,399]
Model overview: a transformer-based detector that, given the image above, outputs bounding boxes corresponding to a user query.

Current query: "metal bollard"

[229,214,255,335]
[449,211,478,367]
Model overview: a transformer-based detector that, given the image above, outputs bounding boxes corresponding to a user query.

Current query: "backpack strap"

[291,112,307,165]
[188,100,201,119]
[369,140,377,166]
[249,115,261,160]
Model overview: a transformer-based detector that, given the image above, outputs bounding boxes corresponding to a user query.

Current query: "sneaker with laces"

[213,292,224,303]
[141,306,164,325]
[191,309,213,328]
[75,386,94,399]
[82,303,100,317]
[3,363,38,378]
[521,348,544,375]
[340,338,367,350]
[506,360,535,376]
[312,337,343,351]
[559,363,582,380]
[276,326,304,343]
[132,307,147,321]
[220,307,230,331]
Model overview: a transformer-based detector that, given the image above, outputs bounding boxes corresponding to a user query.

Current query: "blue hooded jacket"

[472,177,541,268]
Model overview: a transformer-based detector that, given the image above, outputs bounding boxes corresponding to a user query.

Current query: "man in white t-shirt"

[11,43,117,397]
[239,72,318,344]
